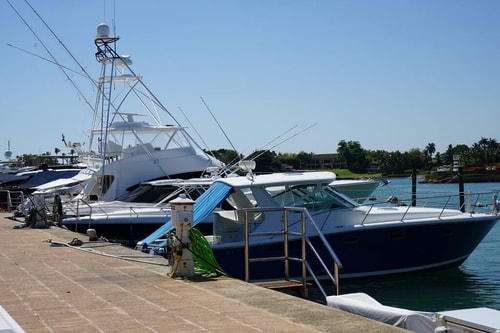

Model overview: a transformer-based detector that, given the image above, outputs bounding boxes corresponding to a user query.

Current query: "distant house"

[310,153,379,172]
[311,153,346,169]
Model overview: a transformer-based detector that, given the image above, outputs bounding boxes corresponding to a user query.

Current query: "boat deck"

[0,212,407,332]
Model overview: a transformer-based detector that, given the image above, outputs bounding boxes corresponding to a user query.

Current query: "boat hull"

[211,216,498,280]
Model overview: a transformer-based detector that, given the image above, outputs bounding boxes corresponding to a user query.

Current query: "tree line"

[209,137,500,175]
[10,137,500,175]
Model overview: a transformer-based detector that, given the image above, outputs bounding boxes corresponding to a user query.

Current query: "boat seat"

[213,210,264,243]
[213,210,245,243]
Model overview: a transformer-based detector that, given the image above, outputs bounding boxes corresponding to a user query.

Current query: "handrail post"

[283,208,289,280]
[334,263,339,295]
[244,209,250,282]
[6,191,12,212]
[301,209,308,298]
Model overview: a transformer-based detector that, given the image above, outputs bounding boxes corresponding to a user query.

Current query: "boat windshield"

[269,183,357,212]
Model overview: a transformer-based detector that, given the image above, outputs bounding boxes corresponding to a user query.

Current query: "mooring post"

[458,166,465,212]
[411,168,417,207]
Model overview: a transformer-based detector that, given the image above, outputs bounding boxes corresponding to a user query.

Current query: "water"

[314,178,500,312]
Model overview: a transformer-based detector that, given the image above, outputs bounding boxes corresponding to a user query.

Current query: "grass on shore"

[330,169,382,179]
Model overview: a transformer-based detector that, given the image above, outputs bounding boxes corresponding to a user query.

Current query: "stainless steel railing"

[243,206,343,298]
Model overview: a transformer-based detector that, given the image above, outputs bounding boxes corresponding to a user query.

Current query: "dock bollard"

[86,229,98,241]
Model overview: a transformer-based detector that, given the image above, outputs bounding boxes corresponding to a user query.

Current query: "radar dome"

[96,23,110,38]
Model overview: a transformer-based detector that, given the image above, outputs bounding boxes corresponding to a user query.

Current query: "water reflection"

[310,267,499,312]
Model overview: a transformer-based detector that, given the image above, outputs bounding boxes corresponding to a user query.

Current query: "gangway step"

[253,280,313,299]
[254,280,312,291]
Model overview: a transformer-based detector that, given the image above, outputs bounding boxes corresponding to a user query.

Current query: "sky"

[1,0,499,160]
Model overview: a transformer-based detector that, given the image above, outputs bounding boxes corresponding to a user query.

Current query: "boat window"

[100,175,115,195]
[269,184,356,212]
[323,187,358,209]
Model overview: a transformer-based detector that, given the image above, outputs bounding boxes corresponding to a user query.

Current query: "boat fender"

[434,326,454,333]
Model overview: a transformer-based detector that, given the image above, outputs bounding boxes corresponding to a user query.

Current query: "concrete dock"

[0,212,408,332]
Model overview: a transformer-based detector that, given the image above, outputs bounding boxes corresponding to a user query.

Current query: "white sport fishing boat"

[67,23,224,203]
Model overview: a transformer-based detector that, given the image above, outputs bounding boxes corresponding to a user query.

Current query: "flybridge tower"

[94,23,119,61]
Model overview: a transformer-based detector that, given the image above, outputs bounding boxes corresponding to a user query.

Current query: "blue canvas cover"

[140,182,233,246]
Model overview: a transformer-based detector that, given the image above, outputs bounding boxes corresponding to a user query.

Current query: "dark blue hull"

[212,217,498,280]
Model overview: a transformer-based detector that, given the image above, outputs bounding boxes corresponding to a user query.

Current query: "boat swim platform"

[0,213,408,333]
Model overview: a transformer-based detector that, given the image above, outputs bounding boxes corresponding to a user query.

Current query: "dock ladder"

[243,207,343,299]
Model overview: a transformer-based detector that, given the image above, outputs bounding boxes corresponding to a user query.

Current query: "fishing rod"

[240,122,318,165]
[240,124,299,158]
[225,124,300,168]
[178,106,212,153]
[265,122,318,152]
[200,97,240,155]
[177,106,227,172]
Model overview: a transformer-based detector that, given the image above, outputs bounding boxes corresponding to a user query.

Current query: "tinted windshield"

[269,183,357,212]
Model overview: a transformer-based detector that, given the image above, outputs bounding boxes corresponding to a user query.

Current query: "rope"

[45,238,169,267]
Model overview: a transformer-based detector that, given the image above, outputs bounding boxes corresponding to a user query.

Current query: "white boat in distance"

[138,166,499,280]
[330,178,384,203]
[62,23,224,203]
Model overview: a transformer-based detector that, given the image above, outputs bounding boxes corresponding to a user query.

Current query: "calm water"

[314,177,500,312]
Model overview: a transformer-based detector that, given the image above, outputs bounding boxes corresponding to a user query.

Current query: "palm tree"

[424,143,436,161]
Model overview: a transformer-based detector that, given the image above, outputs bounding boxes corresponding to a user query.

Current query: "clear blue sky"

[1,0,499,160]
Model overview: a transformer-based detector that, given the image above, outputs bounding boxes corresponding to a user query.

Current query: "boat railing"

[360,190,499,225]
[243,206,343,298]
[74,199,93,231]
[67,198,172,220]
[0,190,25,213]
[126,206,171,219]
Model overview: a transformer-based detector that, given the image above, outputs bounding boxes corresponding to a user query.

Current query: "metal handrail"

[360,190,499,225]
[243,206,343,298]
[75,198,93,231]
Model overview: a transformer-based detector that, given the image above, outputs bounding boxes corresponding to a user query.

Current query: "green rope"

[189,228,226,276]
